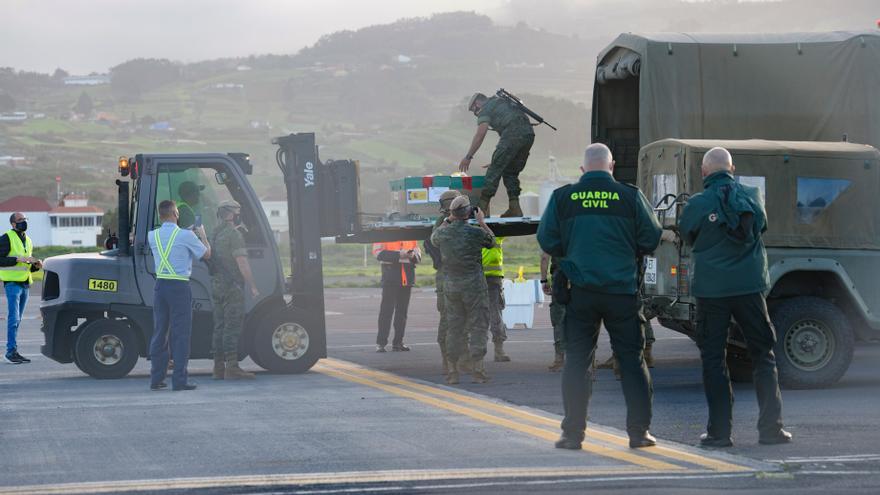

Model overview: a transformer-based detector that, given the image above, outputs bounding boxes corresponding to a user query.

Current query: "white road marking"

[770,454,880,464]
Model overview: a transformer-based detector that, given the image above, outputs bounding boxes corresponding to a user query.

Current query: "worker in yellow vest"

[482,237,510,362]
[0,212,41,364]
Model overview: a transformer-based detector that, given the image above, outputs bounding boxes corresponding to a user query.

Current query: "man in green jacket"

[538,143,662,450]
[678,146,791,448]
[458,92,535,217]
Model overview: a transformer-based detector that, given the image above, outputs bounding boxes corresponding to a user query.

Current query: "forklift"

[39,133,539,378]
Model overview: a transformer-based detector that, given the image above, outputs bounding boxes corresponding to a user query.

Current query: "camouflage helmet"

[438,189,461,212]
[468,92,487,112]
[216,199,241,218]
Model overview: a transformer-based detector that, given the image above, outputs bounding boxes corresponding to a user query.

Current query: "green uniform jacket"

[537,171,662,295]
[211,223,247,285]
[478,96,534,139]
[678,171,770,298]
[430,220,495,292]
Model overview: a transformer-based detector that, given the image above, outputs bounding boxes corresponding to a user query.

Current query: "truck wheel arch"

[768,260,868,331]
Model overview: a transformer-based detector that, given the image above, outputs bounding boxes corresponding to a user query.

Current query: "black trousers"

[696,293,784,439]
[376,284,412,347]
[562,287,653,439]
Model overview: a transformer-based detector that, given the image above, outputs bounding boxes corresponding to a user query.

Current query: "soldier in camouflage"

[210,200,259,380]
[541,252,566,372]
[430,195,496,384]
[459,92,535,217]
[423,189,462,375]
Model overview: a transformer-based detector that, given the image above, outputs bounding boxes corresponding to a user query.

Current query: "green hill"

[0,12,593,214]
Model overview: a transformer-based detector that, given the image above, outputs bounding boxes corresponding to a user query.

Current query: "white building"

[260,199,288,244]
[0,194,104,247]
[49,194,103,247]
[0,196,53,246]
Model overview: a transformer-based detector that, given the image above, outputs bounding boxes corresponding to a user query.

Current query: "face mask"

[14,221,27,232]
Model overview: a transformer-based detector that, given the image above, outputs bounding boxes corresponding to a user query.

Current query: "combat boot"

[472,359,490,383]
[224,353,255,380]
[458,355,473,373]
[500,198,523,218]
[548,352,564,372]
[212,354,225,380]
[446,359,460,385]
[493,341,511,362]
[644,342,655,368]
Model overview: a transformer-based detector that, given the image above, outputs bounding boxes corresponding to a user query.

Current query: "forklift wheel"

[74,319,139,379]
[252,314,320,374]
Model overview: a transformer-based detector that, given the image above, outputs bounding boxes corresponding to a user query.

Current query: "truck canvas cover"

[593,31,880,183]
[638,139,880,250]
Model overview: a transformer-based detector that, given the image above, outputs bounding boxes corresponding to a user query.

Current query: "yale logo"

[570,190,620,209]
[304,161,315,187]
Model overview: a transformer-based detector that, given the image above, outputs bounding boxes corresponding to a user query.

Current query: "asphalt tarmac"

[2,286,879,494]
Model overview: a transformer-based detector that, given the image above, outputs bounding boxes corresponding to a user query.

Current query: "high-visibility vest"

[373,240,418,286]
[152,226,189,281]
[0,230,33,284]
[482,237,504,278]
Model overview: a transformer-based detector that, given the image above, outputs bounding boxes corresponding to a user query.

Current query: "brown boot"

[548,352,564,372]
[493,341,511,362]
[644,342,655,368]
[500,198,523,218]
[472,359,490,383]
[224,353,255,380]
[212,354,225,380]
[446,359,460,385]
[458,355,473,373]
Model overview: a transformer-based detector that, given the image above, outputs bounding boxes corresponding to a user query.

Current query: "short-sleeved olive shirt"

[212,223,247,283]
[476,96,534,138]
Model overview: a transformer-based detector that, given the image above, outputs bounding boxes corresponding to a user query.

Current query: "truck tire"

[771,297,854,389]
[252,311,320,374]
[74,319,139,379]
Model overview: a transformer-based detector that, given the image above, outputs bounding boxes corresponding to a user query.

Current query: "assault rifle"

[496,88,557,131]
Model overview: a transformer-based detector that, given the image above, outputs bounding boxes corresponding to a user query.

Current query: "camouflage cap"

[217,199,241,212]
[468,92,487,111]
[449,195,471,212]
[438,189,461,211]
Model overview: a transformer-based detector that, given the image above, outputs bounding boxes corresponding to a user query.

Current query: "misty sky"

[2,0,503,73]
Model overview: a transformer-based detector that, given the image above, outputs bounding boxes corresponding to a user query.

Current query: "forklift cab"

[129,154,285,357]
[41,143,327,379]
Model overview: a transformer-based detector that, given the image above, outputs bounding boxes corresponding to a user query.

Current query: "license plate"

[644,257,657,286]
[88,278,118,292]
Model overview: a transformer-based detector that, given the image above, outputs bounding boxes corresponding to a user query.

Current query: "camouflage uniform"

[430,219,495,369]
[211,222,247,356]
[476,96,536,205]
[548,255,566,356]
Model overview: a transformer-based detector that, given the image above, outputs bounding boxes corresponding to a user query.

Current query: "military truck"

[639,138,880,388]
[591,31,880,185]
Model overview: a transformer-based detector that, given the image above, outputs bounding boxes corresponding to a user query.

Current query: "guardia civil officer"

[211,200,258,380]
[148,200,211,391]
[537,143,662,449]
[677,147,791,447]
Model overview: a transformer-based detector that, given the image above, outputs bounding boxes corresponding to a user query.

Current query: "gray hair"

[158,200,178,220]
[583,143,613,171]
[702,147,733,173]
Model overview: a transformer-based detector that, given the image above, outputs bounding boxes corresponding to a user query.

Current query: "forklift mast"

[272,133,326,321]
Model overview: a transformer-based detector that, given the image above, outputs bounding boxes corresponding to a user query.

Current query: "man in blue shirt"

[148,200,211,391]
